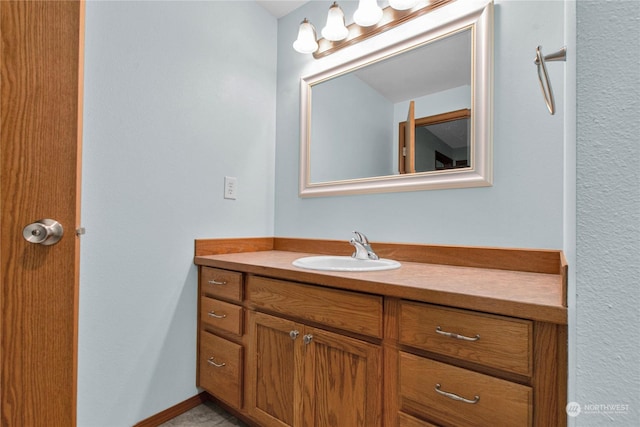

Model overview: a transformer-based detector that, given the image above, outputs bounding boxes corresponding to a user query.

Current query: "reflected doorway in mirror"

[399,108,471,174]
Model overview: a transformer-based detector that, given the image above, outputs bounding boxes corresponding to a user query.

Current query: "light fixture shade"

[388,0,420,10]
[293,18,319,54]
[353,0,383,27]
[321,2,349,42]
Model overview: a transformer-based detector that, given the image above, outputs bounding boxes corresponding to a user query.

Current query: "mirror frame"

[299,0,493,197]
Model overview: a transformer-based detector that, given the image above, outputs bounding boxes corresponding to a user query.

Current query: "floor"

[159,400,248,427]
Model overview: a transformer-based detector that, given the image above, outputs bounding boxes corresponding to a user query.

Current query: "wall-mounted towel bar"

[534,46,567,115]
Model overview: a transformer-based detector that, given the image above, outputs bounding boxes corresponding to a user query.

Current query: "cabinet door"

[247,311,304,427]
[302,327,382,427]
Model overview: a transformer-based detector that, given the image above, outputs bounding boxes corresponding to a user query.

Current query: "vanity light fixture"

[388,0,420,10]
[353,0,384,27]
[321,2,349,42]
[293,18,319,54]
[292,0,452,57]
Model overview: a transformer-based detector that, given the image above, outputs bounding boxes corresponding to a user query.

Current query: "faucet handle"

[351,231,379,260]
[352,231,369,244]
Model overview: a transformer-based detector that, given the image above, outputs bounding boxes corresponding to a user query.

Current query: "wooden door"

[1,1,84,425]
[247,311,303,427]
[403,100,416,174]
[302,327,382,427]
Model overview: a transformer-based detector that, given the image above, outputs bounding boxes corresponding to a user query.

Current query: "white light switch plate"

[224,176,237,200]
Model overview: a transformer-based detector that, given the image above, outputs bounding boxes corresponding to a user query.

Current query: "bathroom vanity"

[194,237,567,427]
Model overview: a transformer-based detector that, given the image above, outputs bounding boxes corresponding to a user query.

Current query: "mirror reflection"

[399,107,471,174]
[299,0,493,197]
[309,28,472,184]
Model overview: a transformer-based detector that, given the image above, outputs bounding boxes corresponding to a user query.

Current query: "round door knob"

[22,219,64,246]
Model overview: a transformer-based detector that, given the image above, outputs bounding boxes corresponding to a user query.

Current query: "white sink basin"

[292,255,401,272]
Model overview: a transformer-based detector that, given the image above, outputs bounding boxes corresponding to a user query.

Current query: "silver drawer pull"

[436,326,480,342]
[207,357,226,368]
[208,279,227,285]
[435,384,480,404]
[207,310,227,319]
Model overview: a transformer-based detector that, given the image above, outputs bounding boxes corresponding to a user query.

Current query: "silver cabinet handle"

[207,279,227,285]
[436,326,480,342]
[303,334,313,345]
[207,357,226,368]
[207,310,226,319]
[290,330,300,340]
[435,384,480,404]
[22,219,64,246]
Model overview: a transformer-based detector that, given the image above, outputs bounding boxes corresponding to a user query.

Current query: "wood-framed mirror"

[299,0,493,197]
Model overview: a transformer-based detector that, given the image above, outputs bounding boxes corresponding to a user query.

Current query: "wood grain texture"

[196,265,247,422]
[198,237,566,275]
[247,311,299,427]
[399,352,532,427]
[199,331,243,409]
[532,322,567,427]
[200,297,243,336]
[194,251,566,426]
[1,1,83,425]
[195,237,274,257]
[383,299,401,427]
[398,412,440,427]
[273,237,564,274]
[399,301,532,376]
[246,275,383,338]
[133,392,209,427]
[201,267,244,302]
[303,326,382,427]
[196,251,567,324]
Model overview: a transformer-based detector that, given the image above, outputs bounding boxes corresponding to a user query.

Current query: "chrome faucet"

[350,231,379,260]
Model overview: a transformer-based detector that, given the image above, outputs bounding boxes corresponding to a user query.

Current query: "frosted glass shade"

[389,0,420,10]
[353,0,383,27]
[321,2,349,41]
[293,19,318,54]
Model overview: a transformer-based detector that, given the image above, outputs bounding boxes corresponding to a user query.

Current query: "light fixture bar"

[313,0,452,59]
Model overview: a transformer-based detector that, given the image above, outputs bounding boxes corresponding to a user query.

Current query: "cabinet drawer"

[399,301,532,376]
[247,276,383,338]
[399,412,440,427]
[201,267,243,302]
[201,297,243,336]
[199,331,243,408]
[399,352,532,427]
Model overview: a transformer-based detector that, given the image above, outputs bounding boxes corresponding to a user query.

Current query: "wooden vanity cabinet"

[197,267,245,410]
[245,276,383,427]
[392,300,560,427]
[195,242,567,427]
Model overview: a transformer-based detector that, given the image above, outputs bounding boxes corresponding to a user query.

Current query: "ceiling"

[354,29,471,104]
[256,1,308,18]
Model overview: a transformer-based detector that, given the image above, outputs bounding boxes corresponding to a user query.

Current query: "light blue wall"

[576,1,640,425]
[275,0,566,248]
[275,1,640,425]
[79,1,276,425]
[77,0,640,425]
[311,73,394,181]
